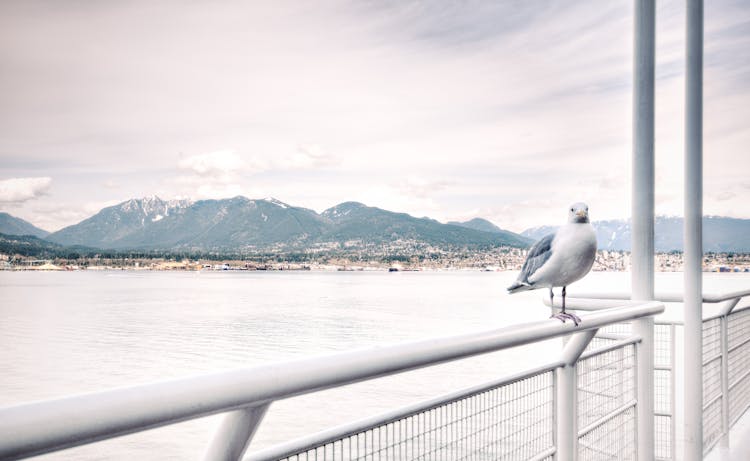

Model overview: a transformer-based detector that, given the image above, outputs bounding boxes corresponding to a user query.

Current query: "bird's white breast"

[529,223,597,287]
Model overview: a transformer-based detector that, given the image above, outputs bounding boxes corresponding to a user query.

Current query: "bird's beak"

[575,210,587,219]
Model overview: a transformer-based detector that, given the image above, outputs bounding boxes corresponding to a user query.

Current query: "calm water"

[1,270,749,460]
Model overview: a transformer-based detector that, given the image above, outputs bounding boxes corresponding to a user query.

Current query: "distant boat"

[388,267,399,272]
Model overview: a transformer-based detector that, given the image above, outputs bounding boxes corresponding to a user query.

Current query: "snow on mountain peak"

[166,198,193,209]
[118,196,192,220]
[263,197,289,208]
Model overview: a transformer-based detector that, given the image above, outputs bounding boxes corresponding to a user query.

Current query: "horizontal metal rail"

[577,400,638,438]
[246,359,565,461]
[256,337,640,461]
[703,302,750,323]
[569,289,750,304]
[728,368,750,392]
[529,447,557,461]
[549,292,750,321]
[728,335,750,355]
[703,393,723,412]
[0,302,663,460]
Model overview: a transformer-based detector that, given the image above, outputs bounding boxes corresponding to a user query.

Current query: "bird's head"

[568,202,590,223]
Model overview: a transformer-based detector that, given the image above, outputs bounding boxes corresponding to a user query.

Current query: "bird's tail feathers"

[507,281,533,294]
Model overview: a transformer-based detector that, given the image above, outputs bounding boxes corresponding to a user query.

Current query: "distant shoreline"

[4,265,750,274]
[3,249,749,273]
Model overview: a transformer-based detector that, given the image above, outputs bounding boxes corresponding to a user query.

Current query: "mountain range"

[1,197,749,254]
[521,216,750,253]
[28,196,531,252]
[0,212,50,239]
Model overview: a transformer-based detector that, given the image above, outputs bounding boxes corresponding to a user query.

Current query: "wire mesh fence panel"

[582,323,632,355]
[278,372,555,461]
[728,339,750,390]
[585,321,674,460]
[653,323,674,460]
[702,318,722,367]
[654,414,672,460]
[701,355,723,450]
[702,391,723,453]
[595,323,632,339]
[577,344,636,460]
[702,317,723,450]
[728,307,750,425]
[654,323,673,370]
[654,362,672,416]
[587,336,619,350]
[728,307,750,352]
[729,368,750,428]
[653,370,673,459]
[578,406,636,461]
[577,344,636,429]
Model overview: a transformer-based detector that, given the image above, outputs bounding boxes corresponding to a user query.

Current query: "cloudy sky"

[1,0,748,233]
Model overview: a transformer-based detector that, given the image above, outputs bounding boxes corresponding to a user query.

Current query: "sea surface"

[1,270,749,460]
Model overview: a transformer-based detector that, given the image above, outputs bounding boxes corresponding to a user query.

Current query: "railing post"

[633,317,654,459]
[555,330,597,460]
[684,0,704,459]
[669,324,677,459]
[632,0,656,459]
[556,365,577,461]
[720,315,730,447]
[204,403,271,461]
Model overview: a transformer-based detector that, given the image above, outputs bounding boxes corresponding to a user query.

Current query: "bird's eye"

[570,208,574,212]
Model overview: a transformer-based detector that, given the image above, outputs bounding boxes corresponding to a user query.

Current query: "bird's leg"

[549,287,554,307]
[550,286,581,326]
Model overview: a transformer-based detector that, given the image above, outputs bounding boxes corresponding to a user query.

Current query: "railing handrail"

[568,288,750,304]
[546,289,750,319]
[249,334,643,461]
[0,302,663,460]
[247,358,570,461]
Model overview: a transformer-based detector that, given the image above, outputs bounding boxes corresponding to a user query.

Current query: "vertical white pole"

[720,315,730,447]
[555,330,596,460]
[684,0,704,459]
[632,0,655,300]
[556,365,577,460]
[632,0,656,459]
[671,324,678,458]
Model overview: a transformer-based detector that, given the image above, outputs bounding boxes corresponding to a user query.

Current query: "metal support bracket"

[719,298,741,317]
[204,403,271,461]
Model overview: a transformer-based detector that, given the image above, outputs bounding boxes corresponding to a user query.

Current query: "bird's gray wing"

[518,233,555,283]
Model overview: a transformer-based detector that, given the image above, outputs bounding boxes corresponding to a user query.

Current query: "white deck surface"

[704,408,750,461]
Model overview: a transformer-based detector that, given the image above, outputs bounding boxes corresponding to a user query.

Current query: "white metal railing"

[0,302,663,461]
[248,361,562,461]
[560,288,750,460]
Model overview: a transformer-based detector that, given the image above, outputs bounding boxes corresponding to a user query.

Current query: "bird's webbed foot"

[550,311,581,327]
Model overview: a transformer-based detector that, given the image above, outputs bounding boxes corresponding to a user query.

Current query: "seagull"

[507,203,597,326]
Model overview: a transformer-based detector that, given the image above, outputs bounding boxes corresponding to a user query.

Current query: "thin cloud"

[395,176,453,199]
[287,144,336,170]
[0,177,52,205]
[178,150,246,177]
